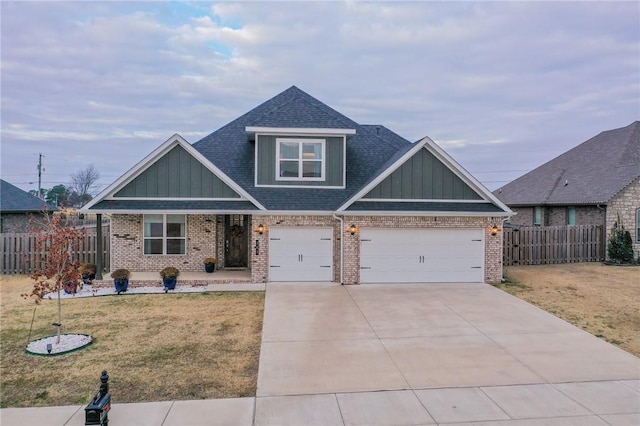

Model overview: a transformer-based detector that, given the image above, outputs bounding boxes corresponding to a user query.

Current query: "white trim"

[252,211,337,216]
[87,209,259,214]
[255,184,345,189]
[425,139,513,214]
[339,210,512,217]
[246,126,356,135]
[275,138,326,181]
[142,213,187,256]
[109,197,245,201]
[337,136,514,215]
[337,139,427,211]
[342,134,347,186]
[357,198,490,203]
[82,134,266,212]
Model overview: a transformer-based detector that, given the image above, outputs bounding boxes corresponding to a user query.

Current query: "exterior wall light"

[257,224,265,235]
[349,224,357,235]
[491,225,499,236]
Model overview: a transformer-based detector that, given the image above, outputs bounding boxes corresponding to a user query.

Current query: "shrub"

[607,214,634,263]
[160,267,180,279]
[79,263,96,275]
[110,269,131,280]
[203,257,217,264]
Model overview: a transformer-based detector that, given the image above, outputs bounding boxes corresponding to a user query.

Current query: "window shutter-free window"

[143,214,186,255]
[567,207,576,226]
[276,139,325,180]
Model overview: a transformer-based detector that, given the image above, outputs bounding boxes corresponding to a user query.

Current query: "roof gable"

[83,134,265,212]
[362,147,482,201]
[0,179,53,212]
[495,121,640,205]
[338,137,512,215]
[113,144,240,199]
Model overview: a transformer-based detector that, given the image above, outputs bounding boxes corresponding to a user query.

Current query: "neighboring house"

[83,86,512,284]
[494,121,640,256]
[0,179,53,232]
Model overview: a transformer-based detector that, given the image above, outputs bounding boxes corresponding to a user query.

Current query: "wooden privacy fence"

[0,228,110,274]
[503,225,604,266]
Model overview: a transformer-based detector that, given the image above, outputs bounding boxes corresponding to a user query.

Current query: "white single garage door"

[269,227,333,281]
[360,228,485,283]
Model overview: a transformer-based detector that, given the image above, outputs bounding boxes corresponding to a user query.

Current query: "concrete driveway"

[256,282,639,424]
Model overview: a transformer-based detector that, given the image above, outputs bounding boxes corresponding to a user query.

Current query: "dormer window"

[276,138,325,181]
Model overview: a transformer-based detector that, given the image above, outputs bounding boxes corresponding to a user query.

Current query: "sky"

[1,1,639,196]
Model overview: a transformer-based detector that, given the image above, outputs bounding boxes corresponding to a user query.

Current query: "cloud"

[1,1,638,192]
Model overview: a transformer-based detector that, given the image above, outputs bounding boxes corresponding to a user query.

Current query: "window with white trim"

[276,138,325,180]
[143,214,186,255]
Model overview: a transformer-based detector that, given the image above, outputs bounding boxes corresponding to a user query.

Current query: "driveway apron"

[257,282,640,397]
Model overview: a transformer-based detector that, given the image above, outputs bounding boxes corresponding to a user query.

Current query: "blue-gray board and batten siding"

[114,145,241,199]
[364,148,482,200]
[255,135,345,187]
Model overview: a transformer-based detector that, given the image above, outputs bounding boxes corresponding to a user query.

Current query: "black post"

[96,214,103,279]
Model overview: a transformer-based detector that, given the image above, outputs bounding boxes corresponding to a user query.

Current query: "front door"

[224,215,249,268]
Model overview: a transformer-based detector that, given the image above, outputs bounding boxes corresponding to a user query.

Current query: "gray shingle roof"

[495,121,640,205]
[0,179,53,212]
[346,201,504,213]
[193,86,412,211]
[91,200,259,211]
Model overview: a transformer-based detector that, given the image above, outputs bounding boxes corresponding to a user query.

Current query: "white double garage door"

[269,227,485,283]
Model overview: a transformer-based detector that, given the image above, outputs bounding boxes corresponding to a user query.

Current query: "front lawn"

[497,263,639,357]
[0,275,264,408]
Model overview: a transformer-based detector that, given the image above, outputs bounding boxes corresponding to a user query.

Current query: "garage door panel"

[360,228,484,283]
[269,227,333,282]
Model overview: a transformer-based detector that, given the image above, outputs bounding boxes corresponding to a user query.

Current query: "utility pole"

[37,153,44,199]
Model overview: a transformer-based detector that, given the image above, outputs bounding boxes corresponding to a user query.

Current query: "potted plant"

[63,280,80,294]
[79,263,96,284]
[110,269,130,294]
[203,257,217,273]
[160,267,179,293]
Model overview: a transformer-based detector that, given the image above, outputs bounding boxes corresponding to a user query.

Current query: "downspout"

[332,213,344,285]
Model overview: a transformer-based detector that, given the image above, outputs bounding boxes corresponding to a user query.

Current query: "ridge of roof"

[495,121,640,205]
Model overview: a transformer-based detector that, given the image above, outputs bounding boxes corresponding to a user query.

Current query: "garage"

[359,228,485,283]
[269,227,333,281]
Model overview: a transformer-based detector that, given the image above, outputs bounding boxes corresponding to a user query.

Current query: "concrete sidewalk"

[2,282,639,425]
[1,380,639,425]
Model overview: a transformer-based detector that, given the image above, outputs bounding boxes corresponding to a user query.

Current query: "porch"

[92,269,253,289]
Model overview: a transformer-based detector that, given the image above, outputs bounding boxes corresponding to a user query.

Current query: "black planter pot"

[163,277,177,292]
[114,278,128,294]
[204,263,216,273]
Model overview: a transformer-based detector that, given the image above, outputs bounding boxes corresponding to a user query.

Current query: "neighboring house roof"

[495,121,640,206]
[85,86,510,216]
[0,179,53,212]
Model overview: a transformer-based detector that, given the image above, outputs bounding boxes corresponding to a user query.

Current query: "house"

[83,86,512,284]
[0,179,53,232]
[494,121,640,255]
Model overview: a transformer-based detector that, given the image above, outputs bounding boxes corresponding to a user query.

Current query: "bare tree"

[70,164,100,205]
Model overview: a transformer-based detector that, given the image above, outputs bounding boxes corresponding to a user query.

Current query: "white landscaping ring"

[26,334,93,356]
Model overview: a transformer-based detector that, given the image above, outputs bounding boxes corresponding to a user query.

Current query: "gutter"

[332,213,345,285]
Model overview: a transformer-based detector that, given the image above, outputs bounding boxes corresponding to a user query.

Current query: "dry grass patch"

[497,263,639,357]
[1,275,264,408]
